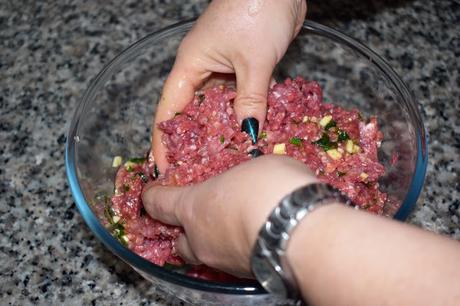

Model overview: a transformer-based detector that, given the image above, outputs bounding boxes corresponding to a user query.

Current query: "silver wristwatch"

[250,183,351,301]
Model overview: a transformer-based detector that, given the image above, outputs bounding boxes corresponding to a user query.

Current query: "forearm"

[287,204,460,306]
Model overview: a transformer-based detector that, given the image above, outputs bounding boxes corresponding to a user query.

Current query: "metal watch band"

[250,183,351,302]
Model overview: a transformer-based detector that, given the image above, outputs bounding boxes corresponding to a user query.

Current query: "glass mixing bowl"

[66,20,428,305]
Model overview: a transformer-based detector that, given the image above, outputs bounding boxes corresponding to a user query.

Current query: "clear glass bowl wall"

[66,20,427,305]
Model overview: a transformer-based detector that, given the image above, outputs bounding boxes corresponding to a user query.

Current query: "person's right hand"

[152,0,307,172]
[142,155,318,277]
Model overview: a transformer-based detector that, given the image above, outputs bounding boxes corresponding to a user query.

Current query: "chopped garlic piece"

[302,116,310,123]
[345,140,354,153]
[273,143,286,155]
[319,115,333,127]
[326,149,342,160]
[360,172,369,180]
[112,216,120,223]
[112,156,122,167]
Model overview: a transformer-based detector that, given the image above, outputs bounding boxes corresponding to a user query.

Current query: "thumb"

[141,183,189,226]
[152,63,208,173]
[233,63,273,142]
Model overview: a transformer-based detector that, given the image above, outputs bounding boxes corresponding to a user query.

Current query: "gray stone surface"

[0,0,458,305]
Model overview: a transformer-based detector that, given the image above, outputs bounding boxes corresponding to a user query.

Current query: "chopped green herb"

[128,157,146,164]
[110,222,128,246]
[104,205,115,224]
[337,171,346,177]
[324,119,337,130]
[123,184,130,193]
[219,135,225,144]
[338,130,350,141]
[126,166,134,172]
[289,137,303,147]
[259,131,267,140]
[313,133,337,151]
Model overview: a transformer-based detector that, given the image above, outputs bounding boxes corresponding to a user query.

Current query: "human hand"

[142,155,318,277]
[152,0,307,171]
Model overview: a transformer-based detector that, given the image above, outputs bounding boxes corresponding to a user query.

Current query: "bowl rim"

[65,19,428,296]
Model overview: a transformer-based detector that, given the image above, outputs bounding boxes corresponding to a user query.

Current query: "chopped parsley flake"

[337,171,346,177]
[338,130,350,141]
[289,137,303,147]
[324,119,337,130]
[219,135,225,144]
[313,133,337,151]
[104,205,115,224]
[111,222,128,246]
[128,157,146,164]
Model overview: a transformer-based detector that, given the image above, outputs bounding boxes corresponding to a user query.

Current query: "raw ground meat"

[104,77,392,280]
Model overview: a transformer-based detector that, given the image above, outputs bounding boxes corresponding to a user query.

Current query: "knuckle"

[236,93,267,109]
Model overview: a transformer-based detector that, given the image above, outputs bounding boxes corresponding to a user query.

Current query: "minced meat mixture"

[104,77,392,279]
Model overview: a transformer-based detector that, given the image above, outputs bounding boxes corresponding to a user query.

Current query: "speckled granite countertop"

[1,0,459,305]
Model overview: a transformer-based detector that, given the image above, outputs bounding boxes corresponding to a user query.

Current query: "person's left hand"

[151,0,307,172]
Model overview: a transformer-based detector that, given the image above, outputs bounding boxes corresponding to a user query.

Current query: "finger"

[176,234,201,265]
[152,63,207,172]
[142,183,189,226]
[233,62,274,141]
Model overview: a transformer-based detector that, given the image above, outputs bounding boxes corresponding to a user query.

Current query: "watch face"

[251,251,288,297]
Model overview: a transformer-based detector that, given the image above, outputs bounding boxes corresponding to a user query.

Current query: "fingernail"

[241,117,259,144]
[153,163,160,180]
[249,148,264,158]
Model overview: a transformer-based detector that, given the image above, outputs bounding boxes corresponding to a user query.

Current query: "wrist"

[244,170,320,262]
[250,183,349,299]
[285,203,346,301]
